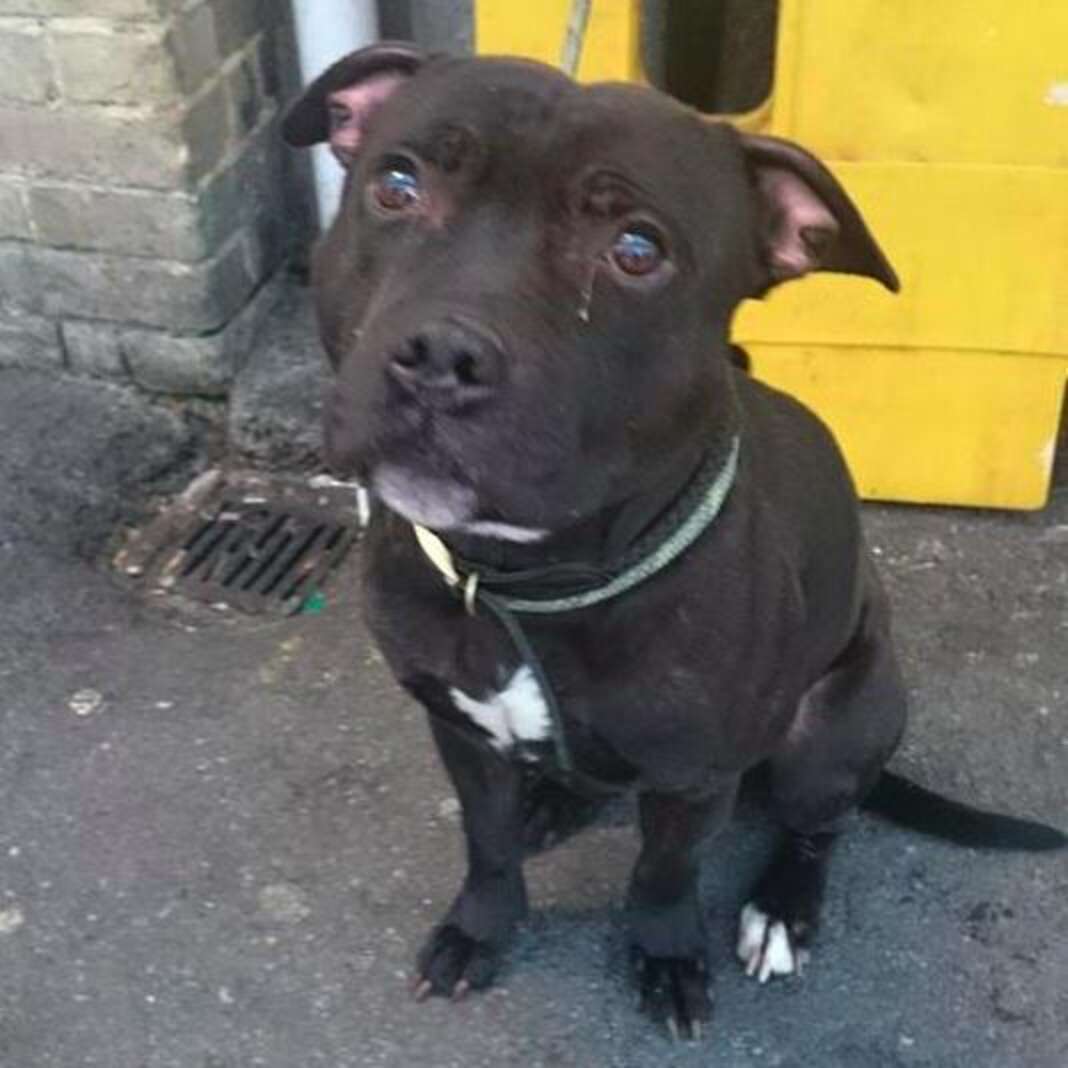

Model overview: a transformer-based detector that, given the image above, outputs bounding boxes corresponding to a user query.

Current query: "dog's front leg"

[414,714,527,1001]
[628,777,739,1039]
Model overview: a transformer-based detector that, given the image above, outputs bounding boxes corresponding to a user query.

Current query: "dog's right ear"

[740,133,899,295]
[282,42,427,169]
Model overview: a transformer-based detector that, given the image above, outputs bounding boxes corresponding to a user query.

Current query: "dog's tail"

[861,770,1067,851]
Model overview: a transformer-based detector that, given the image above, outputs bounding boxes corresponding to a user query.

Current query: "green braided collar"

[413,435,740,615]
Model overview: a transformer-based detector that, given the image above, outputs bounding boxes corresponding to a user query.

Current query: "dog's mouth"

[335,389,551,542]
[370,462,549,543]
[329,367,561,543]
[371,463,477,529]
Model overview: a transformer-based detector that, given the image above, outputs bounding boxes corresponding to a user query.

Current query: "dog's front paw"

[413,924,501,1001]
[736,902,809,983]
[631,948,712,1041]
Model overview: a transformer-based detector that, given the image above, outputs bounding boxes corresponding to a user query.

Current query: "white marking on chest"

[449,665,551,753]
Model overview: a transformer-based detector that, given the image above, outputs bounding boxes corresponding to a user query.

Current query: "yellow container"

[476,0,1068,508]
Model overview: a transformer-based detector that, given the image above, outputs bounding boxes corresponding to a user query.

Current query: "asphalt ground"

[1,346,1065,1067]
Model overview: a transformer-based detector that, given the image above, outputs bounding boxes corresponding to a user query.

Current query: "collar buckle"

[413,524,480,616]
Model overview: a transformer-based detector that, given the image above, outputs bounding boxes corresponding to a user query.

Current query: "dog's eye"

[610,228,665,277]
[371,164,422,213]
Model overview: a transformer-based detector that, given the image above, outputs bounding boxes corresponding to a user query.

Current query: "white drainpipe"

[290,0,380,228]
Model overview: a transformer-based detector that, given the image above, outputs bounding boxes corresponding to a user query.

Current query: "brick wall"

[0,0,300,395]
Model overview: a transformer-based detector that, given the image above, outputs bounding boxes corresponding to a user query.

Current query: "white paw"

[736,903,806,984]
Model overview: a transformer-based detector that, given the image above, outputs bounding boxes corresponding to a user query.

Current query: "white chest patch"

[449,665,552,754]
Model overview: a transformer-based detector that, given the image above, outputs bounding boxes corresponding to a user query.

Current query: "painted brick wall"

[0,0,297,394]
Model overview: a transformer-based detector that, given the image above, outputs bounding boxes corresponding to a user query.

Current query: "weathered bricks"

[50,21,175,107]
[61,319,126,379]
[59,272,285,394]
[0,303,63,369]
[0,19,54,103]
[0,103,187,188]
[168,2,220,95]
[0,1,177,20]
[0,233,259,332]
[0,180,30,238]
[0,0,295,394]
[27,184,206,261]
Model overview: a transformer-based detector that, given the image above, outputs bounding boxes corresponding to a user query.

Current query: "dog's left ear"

[741,133,899,294]
[282,42,427,169]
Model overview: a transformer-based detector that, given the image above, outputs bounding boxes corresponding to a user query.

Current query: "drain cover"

[115,469,361,615]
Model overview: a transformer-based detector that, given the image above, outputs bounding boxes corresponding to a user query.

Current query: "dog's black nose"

[387,320,502,407]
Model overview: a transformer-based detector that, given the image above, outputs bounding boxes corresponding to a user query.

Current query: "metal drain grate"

[115,470,360,615]
[175,499,352,612]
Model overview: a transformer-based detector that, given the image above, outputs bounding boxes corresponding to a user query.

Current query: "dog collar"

[412,434,740,616]
[409,435,740,776]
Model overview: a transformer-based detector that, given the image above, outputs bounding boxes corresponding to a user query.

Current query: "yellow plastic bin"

[476,1,1068,509]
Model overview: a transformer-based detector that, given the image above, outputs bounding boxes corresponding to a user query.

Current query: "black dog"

[283,44,1065,1039]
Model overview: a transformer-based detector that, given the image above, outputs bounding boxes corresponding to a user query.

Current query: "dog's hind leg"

[738,592,907,983]
[520,771,612,855]
[628,777,739,1039]
[736,829,837,983]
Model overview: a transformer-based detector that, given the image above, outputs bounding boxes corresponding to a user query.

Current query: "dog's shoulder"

[733,371,860,535]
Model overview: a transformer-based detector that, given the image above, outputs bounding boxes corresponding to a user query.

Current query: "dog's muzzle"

[386,319,503,413]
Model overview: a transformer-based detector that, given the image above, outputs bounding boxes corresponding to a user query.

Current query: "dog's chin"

[371,464,548,544]
[373,464,477,528]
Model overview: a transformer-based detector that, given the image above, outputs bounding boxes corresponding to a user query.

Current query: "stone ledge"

[0,229,260,333]
[0,303,63,370]
[59,270,285,396]
[60,319,125,379]
[228,279,328,470]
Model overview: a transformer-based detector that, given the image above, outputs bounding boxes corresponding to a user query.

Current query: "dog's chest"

[449,664,553,758]
[428,619,628,776]
[443,658,638,786]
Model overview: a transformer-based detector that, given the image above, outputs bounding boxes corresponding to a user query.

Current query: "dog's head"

[285,45,897,541]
